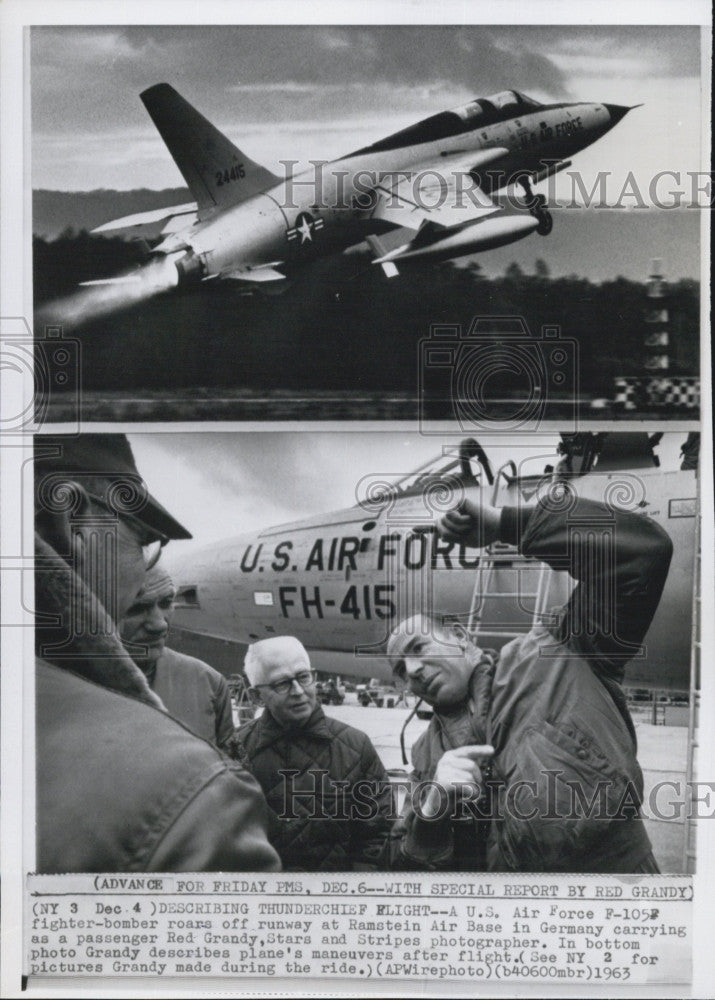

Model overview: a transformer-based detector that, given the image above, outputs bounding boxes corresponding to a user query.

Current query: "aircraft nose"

[604,104,632,126]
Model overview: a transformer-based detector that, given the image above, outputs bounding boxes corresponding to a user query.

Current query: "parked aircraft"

[167,433,697,692]
[91,83,637,290]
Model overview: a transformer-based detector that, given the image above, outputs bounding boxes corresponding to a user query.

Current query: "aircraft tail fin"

[141,83,279,216]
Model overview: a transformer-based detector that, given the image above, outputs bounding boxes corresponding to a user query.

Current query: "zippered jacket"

[395,497,673,872]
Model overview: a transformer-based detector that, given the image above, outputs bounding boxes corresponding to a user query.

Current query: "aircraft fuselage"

[168,452,696,689]
[176,101,621,280]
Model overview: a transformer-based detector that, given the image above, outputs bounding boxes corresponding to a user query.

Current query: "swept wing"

[91,202,198,240]
[366,147,508,231]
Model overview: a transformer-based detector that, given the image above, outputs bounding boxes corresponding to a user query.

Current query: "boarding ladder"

[400,462,549,766]
[227,673,255,727]
[466,461,553,644]
[682,504,701,874]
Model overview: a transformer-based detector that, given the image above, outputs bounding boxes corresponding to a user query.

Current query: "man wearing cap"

[388,492,673,873]
[120,563,234,748]
[34,434,280,873]
[234,636,392,871]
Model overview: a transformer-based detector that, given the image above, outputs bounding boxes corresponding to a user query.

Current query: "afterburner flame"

[36,256,181,329]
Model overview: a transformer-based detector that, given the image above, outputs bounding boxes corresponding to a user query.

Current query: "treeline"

[33,231,700,396]
[34,228,147,299]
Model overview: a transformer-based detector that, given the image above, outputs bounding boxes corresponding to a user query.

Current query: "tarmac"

[321,695,695,874]
[43,390,699,424]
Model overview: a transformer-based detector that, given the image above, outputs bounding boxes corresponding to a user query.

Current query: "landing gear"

[535,205,553,235]
[519,176,553,236]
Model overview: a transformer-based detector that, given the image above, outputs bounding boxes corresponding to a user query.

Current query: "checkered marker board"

[614,377,700,410]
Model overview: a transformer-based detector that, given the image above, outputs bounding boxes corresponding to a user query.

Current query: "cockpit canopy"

[352,90,544,157]
[452,90,542,124]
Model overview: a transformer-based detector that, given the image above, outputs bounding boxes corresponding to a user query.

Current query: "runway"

[41,389,698,424]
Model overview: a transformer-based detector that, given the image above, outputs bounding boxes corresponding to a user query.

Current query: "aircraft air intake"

[603,104,632,125]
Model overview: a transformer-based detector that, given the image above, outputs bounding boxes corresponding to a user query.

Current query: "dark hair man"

[388,492,673,873]
[120,563,234,749]
[234,636,392,871]
[34,434,280,873]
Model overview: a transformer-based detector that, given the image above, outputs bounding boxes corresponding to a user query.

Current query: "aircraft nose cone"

[604,104,631,126]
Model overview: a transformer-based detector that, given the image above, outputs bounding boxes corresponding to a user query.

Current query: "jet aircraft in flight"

[166,433,697,693]
[92,83,638,290]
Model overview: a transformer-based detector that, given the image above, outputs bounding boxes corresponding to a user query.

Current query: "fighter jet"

[92,84,638,289]
[166,433,697,692]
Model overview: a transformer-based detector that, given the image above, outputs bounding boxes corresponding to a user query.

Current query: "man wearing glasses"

[235,636,392,871]
[34,434,280,873]
[119,563,234,748]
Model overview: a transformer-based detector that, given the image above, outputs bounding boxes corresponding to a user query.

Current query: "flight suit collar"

[468,648,497,745]
[414,649,496,776]
[432,648,496,745]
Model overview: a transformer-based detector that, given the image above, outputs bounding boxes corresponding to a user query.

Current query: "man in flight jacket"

[388,489,673,873]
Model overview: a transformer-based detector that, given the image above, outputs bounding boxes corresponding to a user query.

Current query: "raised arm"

[439,495,673,680]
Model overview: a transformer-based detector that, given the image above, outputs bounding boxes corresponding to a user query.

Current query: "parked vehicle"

[316,678,345,705]
[356,679,401,708]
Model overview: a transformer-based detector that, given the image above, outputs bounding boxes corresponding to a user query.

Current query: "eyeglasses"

[84,493,169,571]
[253,669,316,697]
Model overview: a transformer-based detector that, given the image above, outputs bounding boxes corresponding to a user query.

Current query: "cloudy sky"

[129,430,686,555]
[31,24,703,199]
[130,431,557,553]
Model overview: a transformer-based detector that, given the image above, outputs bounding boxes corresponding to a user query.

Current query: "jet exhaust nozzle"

[172,250,206,286]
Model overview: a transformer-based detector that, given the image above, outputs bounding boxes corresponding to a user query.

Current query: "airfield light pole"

[613,259,699,413]
[643,259,670,374]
